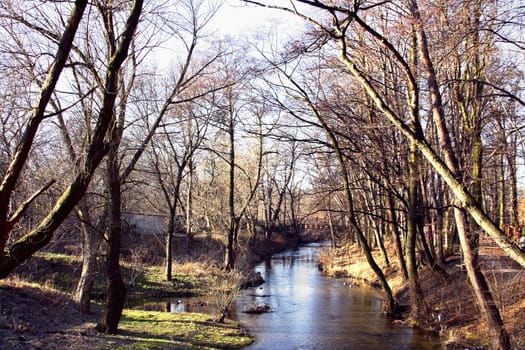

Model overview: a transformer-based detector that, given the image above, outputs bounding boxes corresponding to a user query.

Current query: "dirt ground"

[0,282,106,350]
[321,235,525,349]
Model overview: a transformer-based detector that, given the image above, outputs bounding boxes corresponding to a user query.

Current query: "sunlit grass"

[113,309,252,349]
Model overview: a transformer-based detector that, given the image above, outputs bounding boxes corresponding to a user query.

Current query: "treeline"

[0,1,524,348]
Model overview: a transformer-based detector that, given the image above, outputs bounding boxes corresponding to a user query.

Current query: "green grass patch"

[116,309,252,349]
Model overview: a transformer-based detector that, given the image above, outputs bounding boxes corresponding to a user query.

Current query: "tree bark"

[406,140,428,321]
[497,152,505,228]
[165,206,176,281]
[386,185,408,281]
[291,78,397,314]
[224,103,236,270]
[332,19,525,269]
[93,0,143,334]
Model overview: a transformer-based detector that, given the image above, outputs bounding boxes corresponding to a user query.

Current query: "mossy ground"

[0,280,252,349]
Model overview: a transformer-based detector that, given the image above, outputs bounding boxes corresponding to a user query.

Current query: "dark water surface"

[236,242,443,350]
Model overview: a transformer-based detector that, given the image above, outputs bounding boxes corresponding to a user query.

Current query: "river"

[236,242,443,350]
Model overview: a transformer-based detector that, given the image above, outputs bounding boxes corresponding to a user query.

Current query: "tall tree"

[88,0,144,334]
[150,99,211,280]
[410,1,509,346]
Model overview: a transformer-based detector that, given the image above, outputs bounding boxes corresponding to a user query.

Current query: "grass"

[112,309,252,349]
[3,239,253,350]
[0,279,252,350]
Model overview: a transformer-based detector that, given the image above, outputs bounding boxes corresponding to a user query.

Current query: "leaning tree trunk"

[385,184,408,281]
[0,0,91,277]
[410,2,511,346]
[344,167,396,314]
[362,176,389,266]
[454,206,510,349]
[302,91,397,315]
[326,5,514,346]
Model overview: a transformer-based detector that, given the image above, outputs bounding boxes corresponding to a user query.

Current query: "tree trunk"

[186,160,194,255]
[94,0,143,332]
[415,208,448,280]
[434,210,445,264]
[96,139,126,335]
[0,0,89,273]
[165,208,176,281]
[74,201,103,313]
[386,186,408,281]
[469,135,483,261]
[454,206,510,350]
[322,0,524,271]
[327,206,337,249]
[0,0,89,256]
[497,152,505,228]
[433,176,446,263]
[224,218,236,270]
[406,140,428,321]
[362,176,389,266]
[347,190,396,314]
[224,111,236,271]
[506,143,519,224]
[300,88,397,314]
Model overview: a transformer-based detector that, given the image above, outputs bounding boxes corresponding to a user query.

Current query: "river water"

[236,242,443,350]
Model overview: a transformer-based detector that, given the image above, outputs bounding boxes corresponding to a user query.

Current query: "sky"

[212,0,306,39]
[150,0,308,70]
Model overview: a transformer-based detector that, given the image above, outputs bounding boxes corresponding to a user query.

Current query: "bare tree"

[149,98,211,280]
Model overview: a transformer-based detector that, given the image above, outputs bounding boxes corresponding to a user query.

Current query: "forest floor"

[0,230,308,350]
[320,235,525,349]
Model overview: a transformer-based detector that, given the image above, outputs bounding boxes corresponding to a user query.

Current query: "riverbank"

[0,281,251,349]
[0,255,252,349]
[319,237,525,349]
[0,229,318,349]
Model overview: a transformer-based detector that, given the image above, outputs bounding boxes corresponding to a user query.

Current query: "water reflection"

[137,297,213,314]
[237,242,443,350]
